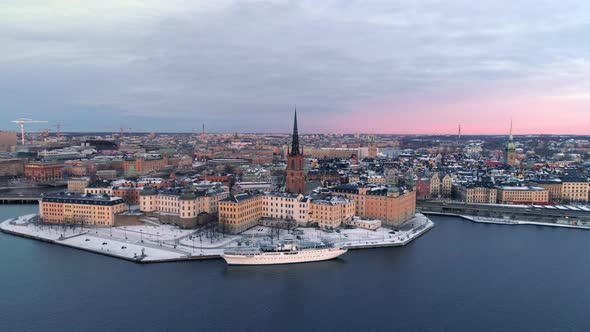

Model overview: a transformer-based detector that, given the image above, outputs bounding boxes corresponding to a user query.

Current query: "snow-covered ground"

[0,213,434,262]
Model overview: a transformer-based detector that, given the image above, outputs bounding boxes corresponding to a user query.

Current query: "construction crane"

[11,118,48,145]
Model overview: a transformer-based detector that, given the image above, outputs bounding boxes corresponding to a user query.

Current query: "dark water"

[1,205,589,332]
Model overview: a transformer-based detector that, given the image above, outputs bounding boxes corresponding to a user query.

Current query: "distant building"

[0,159,25,177]
[67,177,90,194]
[0,131,17,152]
[122,155,169,175]
[368,135,377,159]
[25,163,64,182]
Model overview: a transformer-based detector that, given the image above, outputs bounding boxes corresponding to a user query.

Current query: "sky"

[1,0,590,134]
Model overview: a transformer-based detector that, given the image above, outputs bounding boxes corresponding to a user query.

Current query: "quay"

[418,201,590,226]
[0,213,435,264]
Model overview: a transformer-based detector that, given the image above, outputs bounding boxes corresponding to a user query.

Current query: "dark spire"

[290,108,301,156]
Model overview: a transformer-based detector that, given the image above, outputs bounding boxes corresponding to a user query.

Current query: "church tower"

[504,120,516,167]
[286,110,305,194]
[368,135,377,159]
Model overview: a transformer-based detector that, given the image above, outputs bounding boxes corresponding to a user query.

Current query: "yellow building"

[561,177,588,202]
[534,180,562,202]
[454,184,497,204]
[497,186,549,204]
[218,192,265,234]
[219,192,356,234]
[40,193,127,226]
[309,196,355,229]
[139,187,229,225]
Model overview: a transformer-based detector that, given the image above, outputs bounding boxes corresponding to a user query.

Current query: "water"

[1,205,589,331]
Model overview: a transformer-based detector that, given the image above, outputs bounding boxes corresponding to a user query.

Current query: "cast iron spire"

[290,109,301,156]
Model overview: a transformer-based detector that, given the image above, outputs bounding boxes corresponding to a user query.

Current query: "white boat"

[221,240,347,266]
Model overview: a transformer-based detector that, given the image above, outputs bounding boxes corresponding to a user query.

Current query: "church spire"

[290,108,301,156]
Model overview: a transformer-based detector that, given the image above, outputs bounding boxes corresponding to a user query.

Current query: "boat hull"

[221,248,347,266]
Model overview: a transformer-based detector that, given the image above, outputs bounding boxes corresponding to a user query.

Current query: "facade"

[139,186,229,227]
[25,163,64,182]
[40,193,127,226]
[67,177,90,194]
[84,182,113,196]
[454,184,497,204]
[219,191,355,233]
[496,186,549,204]
[122,156,169,175]
[309,196,355,229]
[429,173,452,198]
[218,192,265,234]
[262,193,309,225]
[430,173,440,197]
[0,131,16,152]
[112,187,142,205]
[0,159,25,177]
[561,177,588,202]
[533,180,562,202]
[285,111,305,194]
[332,183,416,227]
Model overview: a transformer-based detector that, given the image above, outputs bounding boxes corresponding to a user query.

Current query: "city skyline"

[2,1,590,134]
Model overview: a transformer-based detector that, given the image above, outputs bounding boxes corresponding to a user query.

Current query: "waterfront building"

[309,196,355,229]
[218,192,265,234]
[533,179,563,202]
[285,111,305,194]
[218,191,355,233]
[560,175,589,203]
[40,193,127,226]
[496,186,549,204]
[0,159,25,177]
[139,186,229,227]
[262,192,309,225]
[430,173,440,197]
[454,183,497,204]
[25,163,64,182]
[331,182,416,227]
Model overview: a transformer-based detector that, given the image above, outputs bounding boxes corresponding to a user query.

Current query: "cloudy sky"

[2,0,590,134]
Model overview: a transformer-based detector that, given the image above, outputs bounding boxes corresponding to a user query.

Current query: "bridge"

[418,201,590,223]
[0,195,41,204]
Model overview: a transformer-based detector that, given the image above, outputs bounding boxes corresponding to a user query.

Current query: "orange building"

[332,183,416,226]
[122,156,169,175]
[25,163,64,182]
